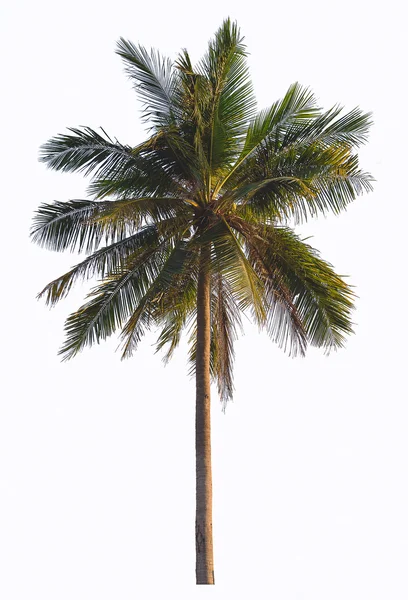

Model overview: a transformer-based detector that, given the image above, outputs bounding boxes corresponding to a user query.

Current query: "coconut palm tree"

[31,19,372,584]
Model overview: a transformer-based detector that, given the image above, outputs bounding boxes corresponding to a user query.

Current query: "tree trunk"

[195,244,214,585]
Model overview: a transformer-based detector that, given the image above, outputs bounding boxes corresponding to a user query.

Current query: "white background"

[1,0,407,597]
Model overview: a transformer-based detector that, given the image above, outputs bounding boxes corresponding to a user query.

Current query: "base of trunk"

[196,520,215,584]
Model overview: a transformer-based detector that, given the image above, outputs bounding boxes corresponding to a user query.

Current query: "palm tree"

[31,19,372,584]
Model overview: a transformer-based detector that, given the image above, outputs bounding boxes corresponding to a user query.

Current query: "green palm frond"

[37,220,181,306]
[116,38,179,127]
[59,240,171,360]
[88,171,180,200]
[227,142,373,222]
[251,225,355,350]
[31,200,106,253]
[200,19,257,176]
[40,127,198,201]
[201,219,266,323]
[211,273,241,404]
[39,127,135,177]
[242,82,319,154]
[280,105,372,150]
[120,240,195,358]
[88,131,203,200]
[214,82,319,195]
[308,152,373,215]
[154,250,199,361]
[228,216,307,356]
[93,196,192,232]
[175,50,212,152]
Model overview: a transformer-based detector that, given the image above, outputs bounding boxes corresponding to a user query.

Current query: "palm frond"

[280,105,372,150]
[215,82,319,194]
[59,240,171,360]
[227,144,373,222]
[92,196,192,233]
[37,221,179,306]
[211,273,241,405]
[201,19,257,176]
[229,216,307,355]
[201,219,266,323]
[39,127,135,178]
[251,225,355,350]
[120,240,195,358]
[88,130,202,199]
[31,200,106,253]
[154,251,199,361]
[116,38,179,126]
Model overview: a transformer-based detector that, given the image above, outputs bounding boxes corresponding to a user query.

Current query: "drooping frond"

[31,200,106,253]
[154,249,199,361]
[37,219,182,306]
[187,271,242,405]
[39,127,135,178]
[120,240,196,358]
[228,215,307,356]
[244,224,355,350]
[59,240,171,360]
[201,219,266,323]
[211,273,241,404]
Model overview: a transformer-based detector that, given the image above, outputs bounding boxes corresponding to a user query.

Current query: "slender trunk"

[195,244,214,585]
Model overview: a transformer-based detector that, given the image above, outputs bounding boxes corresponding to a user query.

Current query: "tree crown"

[31,18,373,404]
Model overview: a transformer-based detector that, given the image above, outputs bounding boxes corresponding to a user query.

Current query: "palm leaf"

[200,19,257,177]
[120,240,195,358]
[30,200,106,253]
[211,273,241,404]
[116,38,179,127]
[154,250,199,361]
[228,215,307,355]
[214,82,319,195]
[39,127,135,177]
[37,221,182,306]
[227,144,373,222]
[280,105,372,150]
[252,225,355,350]
[59,240,171,360]
[199,219,266,323]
